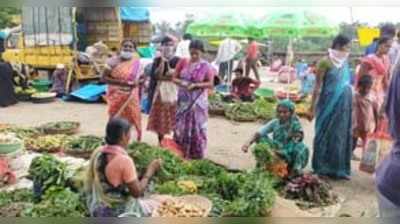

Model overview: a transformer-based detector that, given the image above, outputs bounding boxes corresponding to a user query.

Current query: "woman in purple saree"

[173,40,214,159]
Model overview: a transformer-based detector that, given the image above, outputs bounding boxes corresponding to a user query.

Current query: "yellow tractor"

[2,7,123,93]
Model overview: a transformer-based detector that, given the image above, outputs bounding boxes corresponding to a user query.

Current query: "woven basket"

[40,122,80,135]
[209,108,225,116]
[64,149,93,159]
[32,96,56,104]
[26,145,63,153]
[152,195,212,217]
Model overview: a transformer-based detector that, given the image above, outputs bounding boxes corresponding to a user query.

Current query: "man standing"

[215,37,241,83]
[175,33,192,58]
[245,37,260,81]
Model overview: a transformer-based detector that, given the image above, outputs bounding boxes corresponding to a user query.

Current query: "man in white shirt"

[215,38,242,83]
[175,33,192,58]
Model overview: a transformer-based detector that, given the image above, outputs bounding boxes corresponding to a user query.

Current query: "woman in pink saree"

[102,39,143,141]
[358,37,392,137]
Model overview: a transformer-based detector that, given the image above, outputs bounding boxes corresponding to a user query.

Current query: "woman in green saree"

[242,100,309,175]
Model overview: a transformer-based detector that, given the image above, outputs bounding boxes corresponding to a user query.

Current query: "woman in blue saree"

[307,35,353,179]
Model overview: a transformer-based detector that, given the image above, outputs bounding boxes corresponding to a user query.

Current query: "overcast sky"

[149,7,400,26]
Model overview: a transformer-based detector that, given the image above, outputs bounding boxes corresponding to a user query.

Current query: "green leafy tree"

[0,7,21,29]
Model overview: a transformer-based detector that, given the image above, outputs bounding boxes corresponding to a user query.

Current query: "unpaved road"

[0,99,378,217]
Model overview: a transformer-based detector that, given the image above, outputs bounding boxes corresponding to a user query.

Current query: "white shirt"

[389,41,400,65]
[175,40,191,58]
[215,39,242,64]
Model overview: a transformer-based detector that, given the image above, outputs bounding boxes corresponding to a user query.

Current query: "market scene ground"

[2,6,400,218]
[0,69,378,217]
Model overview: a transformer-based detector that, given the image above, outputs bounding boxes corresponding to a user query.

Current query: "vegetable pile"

[252,143,288,178]
[0,133,22,145]
[0,127,40,139]
[282,173,338,209]
[0,189,34,217]
[225,102,259,122]
[253,98,276,121]
[14,87,36,95]
[39,121,80,135]
[25,135,67,153]
[153,199,208,217]
[128,142,277,217]
[208,94,226,115]
[65,135,103,157]
[0,154,87,217]
[28,154,72,199]
[22,186,87,217]
[225,99,277,122]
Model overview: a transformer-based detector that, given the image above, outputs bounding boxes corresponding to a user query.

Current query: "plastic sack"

[160,138,184,159]
[158,81,178,104]
[359,133,392,174]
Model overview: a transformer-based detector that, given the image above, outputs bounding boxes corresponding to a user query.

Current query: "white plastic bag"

[158,81,178,103]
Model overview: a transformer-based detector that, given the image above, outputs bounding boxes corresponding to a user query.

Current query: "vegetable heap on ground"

[38,121,80,135]
[252,143,288,178]
[208,94,227,115]
[128,142,276,217]
[25,135,67,153]
[225,98,276,122]
[65,135,104,155]
[282,173,339,209]
[0,154,87,217]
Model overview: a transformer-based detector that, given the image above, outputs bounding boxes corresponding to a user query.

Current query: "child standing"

[299,61,316,99]
[352,74,379,159]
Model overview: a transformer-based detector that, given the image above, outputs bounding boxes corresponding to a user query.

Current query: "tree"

[0,7,21,29]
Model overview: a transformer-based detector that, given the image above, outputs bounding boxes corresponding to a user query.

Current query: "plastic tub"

[0,141,23,155]
[32,79,52,92]
[255,88,274,98]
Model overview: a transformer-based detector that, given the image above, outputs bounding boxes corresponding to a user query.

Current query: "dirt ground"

[0,67,378,217]
[0,99,378,217]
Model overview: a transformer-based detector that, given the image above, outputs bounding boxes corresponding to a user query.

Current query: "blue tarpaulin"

[70,84,107,102]
[120,7,150,22]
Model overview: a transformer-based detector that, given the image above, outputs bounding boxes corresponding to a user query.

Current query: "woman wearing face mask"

[307,34,353,180]
[173,40,215,159]
[358,37,393,138]
[242,100,309,176]
[147,36,179,145]
[103,39,144,141]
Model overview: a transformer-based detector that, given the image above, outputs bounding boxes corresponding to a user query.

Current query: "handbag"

[158,81,178,103]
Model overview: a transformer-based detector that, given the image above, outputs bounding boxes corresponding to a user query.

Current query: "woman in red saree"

[358,37,392,138]
[103,39,144,141]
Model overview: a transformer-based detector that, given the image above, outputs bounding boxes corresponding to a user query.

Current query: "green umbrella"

[260,10,338,38]
[187,14,260,39]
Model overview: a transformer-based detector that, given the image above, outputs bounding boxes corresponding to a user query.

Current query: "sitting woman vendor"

[241,100,309,175]
[229,68,260,102]
[86,118,163,217]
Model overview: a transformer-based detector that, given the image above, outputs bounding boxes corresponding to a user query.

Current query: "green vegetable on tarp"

[28,155,72,200]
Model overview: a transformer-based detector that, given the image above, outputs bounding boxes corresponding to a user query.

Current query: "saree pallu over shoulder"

[174,60,213,159]
[106,58,142,141]
[312,60,353,178]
